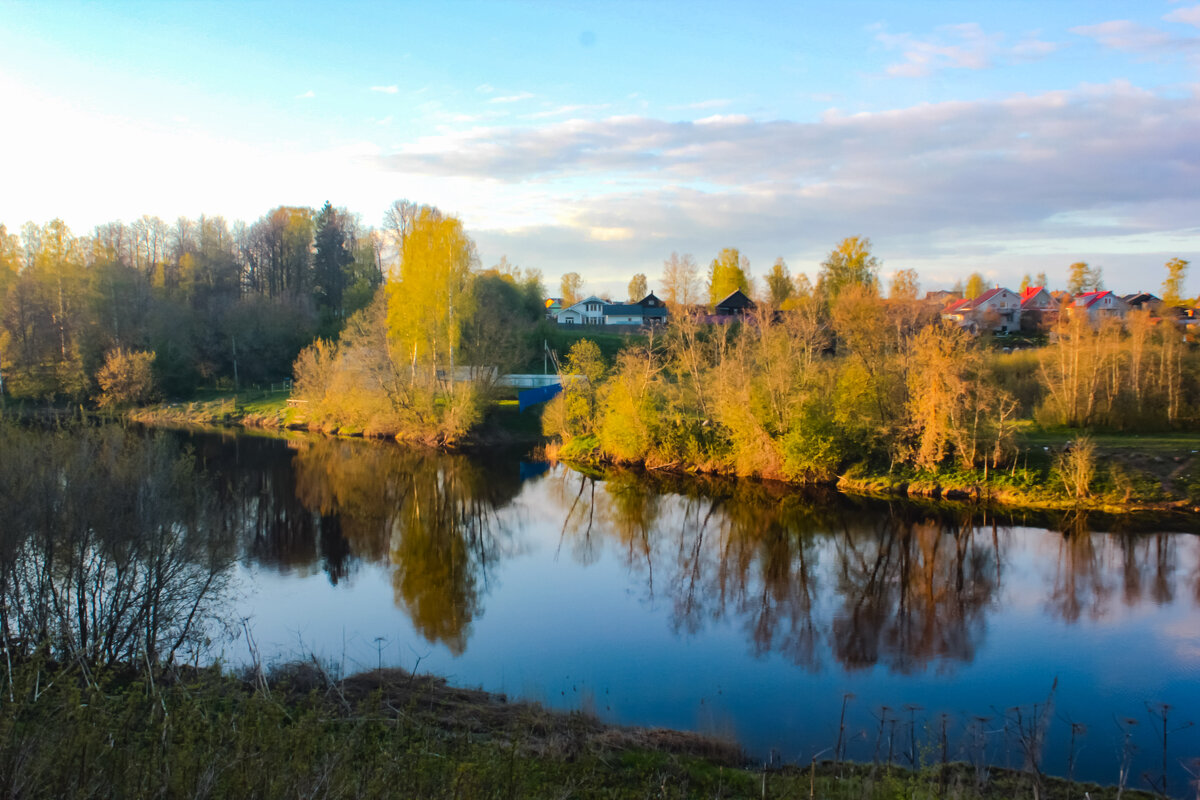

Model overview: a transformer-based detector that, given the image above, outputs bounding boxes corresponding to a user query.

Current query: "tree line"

[0,202,386,402]
[545,239,1199,492]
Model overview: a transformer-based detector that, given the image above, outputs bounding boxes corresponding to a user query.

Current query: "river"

[6,425,1199,793]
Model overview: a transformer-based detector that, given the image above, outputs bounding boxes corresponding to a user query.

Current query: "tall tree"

[889,268,920,301]
[0,224,18,298]
[1162,257,1189,306]
[560,272,584,305]
[387,206,478,387]
[244,207,315,298]
[6,220,90,397]
[816,236,878,302]
[1067,261,1103,295]
[965,272,987,299]
[384,199,419,267]
[660,252,699,307]
[627,272,648,302]
[312,201,354,323]
[1035,271,1049,289]
[707,247,750,306]
[0,225,18,397]
[461,268,543,380]
[766,257,793,306]
[129,216,170,284]
[1019,274,1032,293]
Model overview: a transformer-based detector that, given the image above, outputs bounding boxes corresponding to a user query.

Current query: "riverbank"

[0,657,1160,800]
[126,392,1200,515]
[127,389,545,449]
[547,430,1200,517]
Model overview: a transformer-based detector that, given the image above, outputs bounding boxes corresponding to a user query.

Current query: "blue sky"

[1,0,1198,296]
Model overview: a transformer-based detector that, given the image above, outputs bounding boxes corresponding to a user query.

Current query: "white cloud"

[1011,36,1061,60]
[296,90,316,99]
[877,22,1059,77]
[1165,4,1200,28]
[369,81,1200,290]
[1071,20,1173,52]
[1071,18,1200,57]
[370,85,399,94]
[489,91,534,104]
[476,83,495,94]
[588,226,634,241]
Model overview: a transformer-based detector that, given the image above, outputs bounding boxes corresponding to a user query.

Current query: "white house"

[942,287,1023,334]
[555,296,608,325]
[554,292,668,327]
[1072,291,1128,321]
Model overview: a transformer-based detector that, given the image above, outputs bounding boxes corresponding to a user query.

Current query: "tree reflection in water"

[544,469,1005,672]
[205,433,1198,671]
[0,425,236,668]
[538,465,1198,673]
[830,512,999,674]
[290,439,520,654]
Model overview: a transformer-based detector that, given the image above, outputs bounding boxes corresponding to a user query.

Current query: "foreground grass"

[0,659,1159,800]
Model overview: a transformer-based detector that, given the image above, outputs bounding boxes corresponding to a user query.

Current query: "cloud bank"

[374,83,1200,252]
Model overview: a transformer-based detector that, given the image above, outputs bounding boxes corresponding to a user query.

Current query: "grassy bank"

[0,657,1159,800]
[549,427,1200,516]
[126,388,299,429]
[128,390,548,448]
[129,391,1200,514]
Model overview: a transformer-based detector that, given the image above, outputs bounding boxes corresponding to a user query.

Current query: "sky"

[1,0,1198,297]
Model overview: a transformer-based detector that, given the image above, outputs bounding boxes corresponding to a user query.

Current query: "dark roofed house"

[925,289,963,305]
[1122,292,1161,311]
[714,289,756,317]
[637,291,665,309]
[628,291,668,324]
[603,302,666,325]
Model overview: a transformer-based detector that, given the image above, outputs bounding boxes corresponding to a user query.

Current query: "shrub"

[96,348,158,408]
[1053,435,1096,503]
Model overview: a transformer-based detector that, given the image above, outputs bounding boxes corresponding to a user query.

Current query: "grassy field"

[1015,426,1200,503]
[0,657,1160,800]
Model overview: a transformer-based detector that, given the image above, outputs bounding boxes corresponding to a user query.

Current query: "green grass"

[530,326,649,371]
[128,388,298,429]
[0,657,1158,800]
[1017,428,1200,455]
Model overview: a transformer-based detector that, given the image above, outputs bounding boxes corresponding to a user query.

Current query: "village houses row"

[541,284,1197,336]
[544,289,755,327]
[935,286,1196,335]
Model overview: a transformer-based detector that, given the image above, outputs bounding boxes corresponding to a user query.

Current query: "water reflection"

[291,439,518,654]
[9,427,1188,792]
[550,470,1005,673]
[194,434,1199,673]
[0,425,236,667]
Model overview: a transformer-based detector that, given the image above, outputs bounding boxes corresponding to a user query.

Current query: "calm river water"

[184,429,1199,792]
